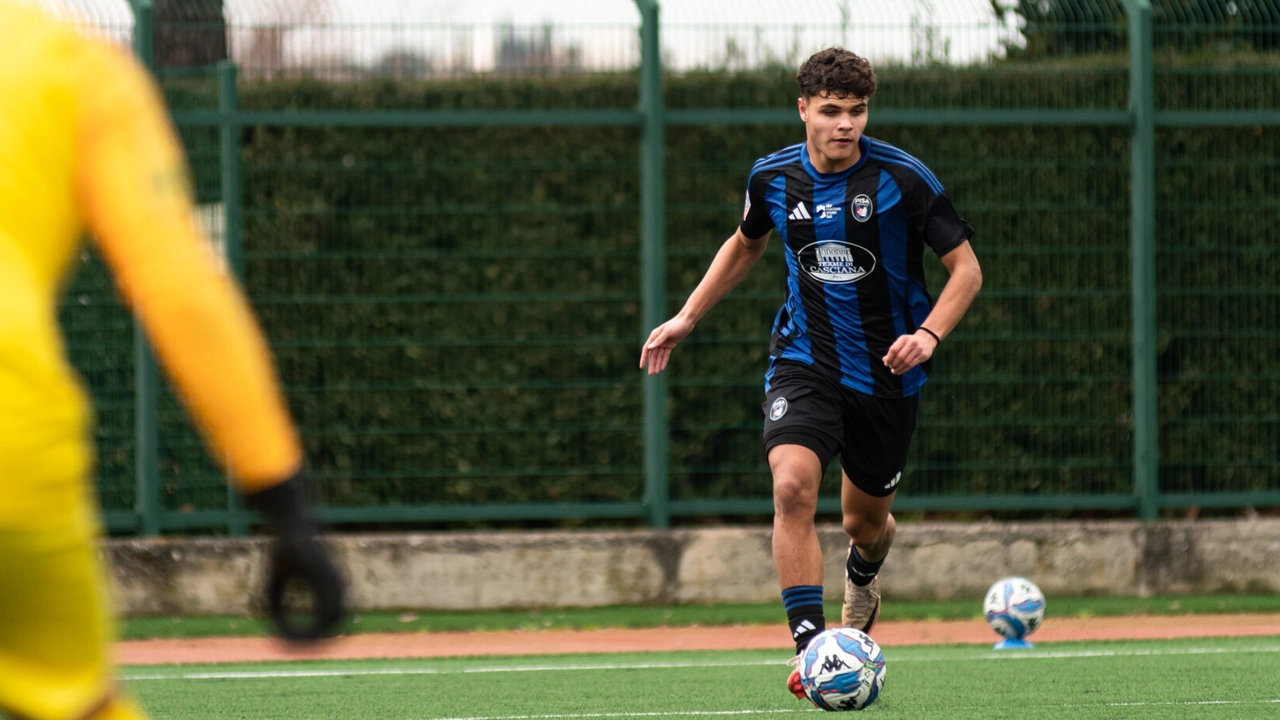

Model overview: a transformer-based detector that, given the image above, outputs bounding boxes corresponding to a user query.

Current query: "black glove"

[244,471,346,642]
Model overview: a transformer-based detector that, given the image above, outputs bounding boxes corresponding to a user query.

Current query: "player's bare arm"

[640,227,770,375]
[882,240,982,376]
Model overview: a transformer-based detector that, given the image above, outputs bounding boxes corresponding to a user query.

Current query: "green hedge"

[63,65,1278,522]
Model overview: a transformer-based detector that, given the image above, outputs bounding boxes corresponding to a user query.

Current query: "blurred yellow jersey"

[0,0,302,529]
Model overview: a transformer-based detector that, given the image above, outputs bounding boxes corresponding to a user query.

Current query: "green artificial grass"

[125,637,1280,719]
[118,593,1280,640]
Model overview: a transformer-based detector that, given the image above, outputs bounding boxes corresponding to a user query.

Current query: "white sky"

[40,0,1025,71]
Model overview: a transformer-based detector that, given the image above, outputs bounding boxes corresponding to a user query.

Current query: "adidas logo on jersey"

[788,202,812,221]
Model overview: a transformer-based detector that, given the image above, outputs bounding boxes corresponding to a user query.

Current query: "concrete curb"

[103,518,1280,616]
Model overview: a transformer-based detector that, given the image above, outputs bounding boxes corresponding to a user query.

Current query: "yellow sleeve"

[74,42,301,493]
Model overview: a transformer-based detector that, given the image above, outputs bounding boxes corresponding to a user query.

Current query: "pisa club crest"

[799,241,876,284]
[769,397,788,421]
[852,194,873,222]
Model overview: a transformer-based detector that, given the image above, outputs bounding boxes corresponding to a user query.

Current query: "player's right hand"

[639,316,695,375]
[244,472,347,643]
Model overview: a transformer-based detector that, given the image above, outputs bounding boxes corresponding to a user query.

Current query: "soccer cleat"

[787,668,806,700]
[842,574,881,634]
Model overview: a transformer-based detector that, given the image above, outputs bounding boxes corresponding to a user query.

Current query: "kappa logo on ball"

[769,397,788,421]
[820,654,850,673]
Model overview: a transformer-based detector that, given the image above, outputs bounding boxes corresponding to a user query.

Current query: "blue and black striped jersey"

[741,136,973,398]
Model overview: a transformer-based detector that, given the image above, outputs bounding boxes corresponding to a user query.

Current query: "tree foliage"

[154,0,227,69]
[993,0,1280,60]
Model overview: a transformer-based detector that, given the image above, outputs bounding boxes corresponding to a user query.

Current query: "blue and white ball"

[796,627,886,711]
[983,577,1046,640]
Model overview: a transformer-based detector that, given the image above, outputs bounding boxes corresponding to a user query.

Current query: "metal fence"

[50,0,1280,534]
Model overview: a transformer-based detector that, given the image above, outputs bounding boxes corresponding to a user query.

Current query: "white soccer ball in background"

[796,627,886,711]
[983,576,1046,640]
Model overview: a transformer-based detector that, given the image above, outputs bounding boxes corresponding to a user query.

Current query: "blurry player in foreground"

[0,2,345,717]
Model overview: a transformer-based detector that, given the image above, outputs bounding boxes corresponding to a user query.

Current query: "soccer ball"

[983,576,1046,640]
[796,627,886,711]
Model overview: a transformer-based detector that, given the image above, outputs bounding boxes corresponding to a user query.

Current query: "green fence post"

[218,61,249,536]
[1124,0,1159,520]
[131,0,161,537]
[131,0,152,65]
[635,0,669,529]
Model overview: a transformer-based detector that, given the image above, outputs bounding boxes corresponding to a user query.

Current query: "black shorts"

[762,361,919,497]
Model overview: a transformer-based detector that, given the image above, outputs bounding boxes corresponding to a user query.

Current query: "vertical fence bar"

[1124,0,1159,520]
[131,0,161,537]
[635,0,669,529]
[218,62,248,536]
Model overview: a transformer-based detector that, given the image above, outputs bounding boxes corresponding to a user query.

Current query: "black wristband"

[918,326,941,345]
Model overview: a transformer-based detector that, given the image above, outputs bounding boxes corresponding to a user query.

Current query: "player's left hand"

[881,329,938,376]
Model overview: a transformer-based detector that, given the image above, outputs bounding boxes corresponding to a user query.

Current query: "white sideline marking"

[122,644,1280,682]
[123,660,783,681]
[430,707,808,712]
[1108,699,1280,707]
[430,700,1280,719]
[974,645,1280,661]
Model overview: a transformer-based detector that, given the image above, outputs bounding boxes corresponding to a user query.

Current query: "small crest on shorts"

[769,397,788,421]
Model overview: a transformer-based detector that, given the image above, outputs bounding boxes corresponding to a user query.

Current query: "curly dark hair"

[796,47,878,100]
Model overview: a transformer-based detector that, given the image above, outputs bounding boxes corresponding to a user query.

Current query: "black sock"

[847,546,884,587]
[782,585,825,654]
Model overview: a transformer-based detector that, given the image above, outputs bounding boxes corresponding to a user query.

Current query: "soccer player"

[0,2,345,718]
[640,47,982,697]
